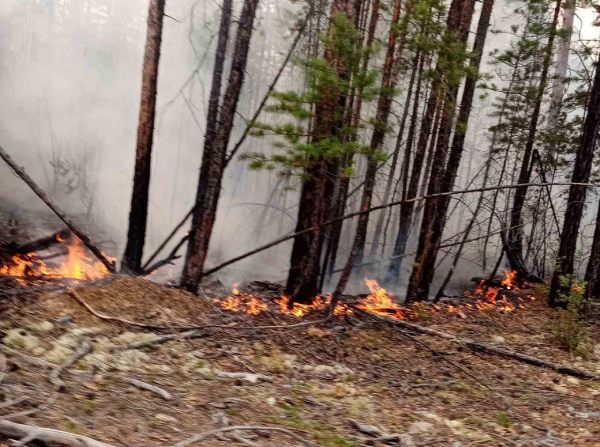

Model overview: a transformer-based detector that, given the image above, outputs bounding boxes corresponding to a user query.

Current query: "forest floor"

[1,277,600,447]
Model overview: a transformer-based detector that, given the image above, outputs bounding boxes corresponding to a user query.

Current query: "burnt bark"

[181,0,258,293]
[585,205,600,300]
[550,56,600,304]
[505,0,562,279]
[284,0,359,303]
[122,0,166,274]
[406,0,490,302]
[387,0,475,286]
[345,0,406,268]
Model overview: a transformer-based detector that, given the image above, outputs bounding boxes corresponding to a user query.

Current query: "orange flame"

[0,237,111,283]
[211,271,531,320]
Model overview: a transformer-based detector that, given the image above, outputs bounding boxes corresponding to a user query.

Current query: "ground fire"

[213,271,533,320]
[0,235,112,284]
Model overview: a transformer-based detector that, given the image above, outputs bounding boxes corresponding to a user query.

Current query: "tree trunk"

[549,55,600,305]
[322,0,377,285]
[585,203,600,299]
[547,0,575,129]
[406,0,489,302]
[370,49,421,258]
[122,0,166,274]
[285,0,358,303]
[181,0,258,293]
[387,0,474,287]
[334,0,406,290]
[505,0,562,279]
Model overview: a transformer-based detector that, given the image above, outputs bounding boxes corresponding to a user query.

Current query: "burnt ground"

[1,277,600,446]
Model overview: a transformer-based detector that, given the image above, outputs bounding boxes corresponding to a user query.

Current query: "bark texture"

[285,0,358,303]
[406,0,490,302]
[122,0,166,274]
[505,0,562,278]
[181,0,258,293]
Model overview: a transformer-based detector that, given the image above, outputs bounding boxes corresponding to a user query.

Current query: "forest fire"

[0,236,112,284]
[213,271,533,321]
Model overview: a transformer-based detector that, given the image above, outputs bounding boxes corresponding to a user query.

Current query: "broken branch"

[173,425,318,447]
[49,341,93,389]
[204,182,600,277]
[0,419,118,447]
[124,378,173,401]
[0,145,115,273]
[360,310,600,381]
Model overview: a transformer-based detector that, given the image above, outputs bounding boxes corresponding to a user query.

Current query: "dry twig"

[48,341,93,389]
[173,425,318,447]
[124,378,173,401]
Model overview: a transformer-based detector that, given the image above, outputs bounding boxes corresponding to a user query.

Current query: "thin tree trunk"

[122,0,166,274]
[370,50,421,257]
[181,0,258,293]
[321,0,377,287]
[505,0,562,279]
[406,0,490,302]
[387,0,474,287]
[344,0,407,268]
[285,0,358,303]
[550,55,600,305]
[547,0,575,129]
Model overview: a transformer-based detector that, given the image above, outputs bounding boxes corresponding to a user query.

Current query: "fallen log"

[353,306,600,381]
[0,145,115,273]
[0,419,119,447]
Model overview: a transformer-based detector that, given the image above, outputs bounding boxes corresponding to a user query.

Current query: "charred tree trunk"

[370,49,421,258]
[121,0,166,274]
[549,56,600,305]
[505,0,562,279]
[181,0,258,293]
[322,0,377,283]
[338,0,405,282]
[285,0,358,303]
[387,0,475,287]
[585,205,600,299]
[406,0,490,302]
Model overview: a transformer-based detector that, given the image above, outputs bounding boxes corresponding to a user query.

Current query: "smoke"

[1,0,599,295]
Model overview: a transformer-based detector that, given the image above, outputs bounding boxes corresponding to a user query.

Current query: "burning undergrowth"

[214,271,535,321]
[0,231,114,292]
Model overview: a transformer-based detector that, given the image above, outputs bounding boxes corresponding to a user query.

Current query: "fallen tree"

[0,145,115,273]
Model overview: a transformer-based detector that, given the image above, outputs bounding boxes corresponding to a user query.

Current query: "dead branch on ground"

[0,145,115,273]
[0,419,119,447]
[173,425,319,447]
[358,309,600,381]
[110,329,207,351]
[48,341,93,389]
[124,378,173,401]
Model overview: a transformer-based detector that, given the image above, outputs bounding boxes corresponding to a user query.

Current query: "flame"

[355,278,407,320]
[0,237,111,283]
[211,271,532,321]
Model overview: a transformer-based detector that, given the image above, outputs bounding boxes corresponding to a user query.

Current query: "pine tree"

[181,0,259,293]
[122,0,166,274]
[550,52,600,305]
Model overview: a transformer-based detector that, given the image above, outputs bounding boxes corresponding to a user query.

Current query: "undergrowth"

[552,278,591,356]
